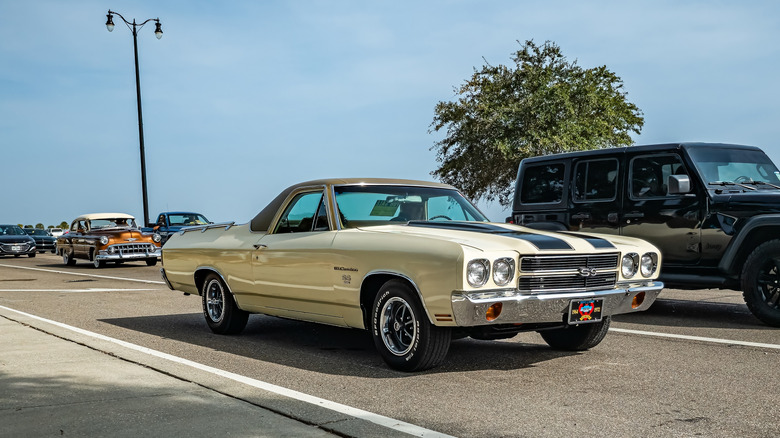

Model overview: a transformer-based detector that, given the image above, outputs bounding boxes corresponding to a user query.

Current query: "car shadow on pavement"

[100,313,579,377]
[612,298,768,329]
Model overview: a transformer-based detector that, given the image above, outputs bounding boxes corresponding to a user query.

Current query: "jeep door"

[621,152,702,264]
[568,157,622,235]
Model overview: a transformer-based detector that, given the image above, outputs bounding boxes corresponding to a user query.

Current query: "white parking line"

[0,264,165,285]
[610,327,780,350]
[0,305,455,438]
[0,288,156,293]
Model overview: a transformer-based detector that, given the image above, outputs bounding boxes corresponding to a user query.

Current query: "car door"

[567,157,622,235]
[621,152,702,264]
[249,189,341,323]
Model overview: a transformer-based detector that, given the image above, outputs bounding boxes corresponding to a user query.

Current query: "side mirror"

[668,175,691,194]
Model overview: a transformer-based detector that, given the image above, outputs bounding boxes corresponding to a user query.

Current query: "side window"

[520,163,565,204]
[630,154,686,198]
[573,158,618,202]
[274,191,326,234]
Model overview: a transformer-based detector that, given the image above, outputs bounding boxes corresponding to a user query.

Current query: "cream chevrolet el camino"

[161,178,663,371]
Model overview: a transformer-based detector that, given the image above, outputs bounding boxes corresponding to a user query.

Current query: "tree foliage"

[430,40,644,207]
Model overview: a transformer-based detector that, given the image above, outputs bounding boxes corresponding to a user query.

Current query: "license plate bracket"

[568,298,603,324]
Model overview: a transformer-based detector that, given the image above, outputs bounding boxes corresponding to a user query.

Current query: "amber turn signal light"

[486,302,503,321]
[631,292,646,309]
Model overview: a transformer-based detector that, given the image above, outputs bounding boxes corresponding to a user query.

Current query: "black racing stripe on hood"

[560,232,616,249]
[406,221,572,250]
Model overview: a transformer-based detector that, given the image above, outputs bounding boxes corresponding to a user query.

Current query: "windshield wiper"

[746,181,780,190]
[708,181,757,191]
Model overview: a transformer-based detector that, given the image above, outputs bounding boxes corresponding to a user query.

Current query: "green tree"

[59,221,68,229]
[430,40,644,207]
[35,223,44,229]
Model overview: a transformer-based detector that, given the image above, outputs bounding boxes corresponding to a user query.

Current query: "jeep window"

[687,147,780,185]
[630,154,686,198]
[520,163,565,204]
[573,159,618,202]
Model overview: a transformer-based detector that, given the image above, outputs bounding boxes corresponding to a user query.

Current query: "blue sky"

[3,1,780,227]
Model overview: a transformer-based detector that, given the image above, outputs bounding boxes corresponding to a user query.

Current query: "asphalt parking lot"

[1,253,778,437]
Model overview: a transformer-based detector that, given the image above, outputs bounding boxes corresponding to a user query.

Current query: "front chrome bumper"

[95,247,161,261]
[451,281,663,326]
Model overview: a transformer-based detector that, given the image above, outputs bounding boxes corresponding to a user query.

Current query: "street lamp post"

[105,10,163,227]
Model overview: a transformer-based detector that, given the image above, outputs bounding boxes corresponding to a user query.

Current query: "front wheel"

[145,258,158,266]
[741,239,780,327]
[202,273,248,335]
[28,253,36,258]
[371,279,451,372]
[539,317,611,351]
[62,249,76,266]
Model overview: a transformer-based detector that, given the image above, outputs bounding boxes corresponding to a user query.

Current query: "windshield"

[167,214,209,226]
[334,185,488,228]
[0,225,26,236]
[688,147,780,185]
[24,229,50,236]
[89,218,138,230]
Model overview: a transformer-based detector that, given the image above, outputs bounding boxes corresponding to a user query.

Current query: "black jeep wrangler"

[511,142,780,326]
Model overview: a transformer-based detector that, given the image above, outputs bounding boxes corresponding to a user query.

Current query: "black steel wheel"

[371,279,450,372]
[201,272,248,335]
[741,239,780,327]
[539,317,611,351]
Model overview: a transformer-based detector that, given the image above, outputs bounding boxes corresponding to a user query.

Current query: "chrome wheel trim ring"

[205,279,225,323]
[380,296,417,356]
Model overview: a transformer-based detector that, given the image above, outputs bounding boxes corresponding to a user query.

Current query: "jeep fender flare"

[718,214,780,275]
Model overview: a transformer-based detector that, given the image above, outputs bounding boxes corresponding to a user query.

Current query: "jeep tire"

[741,239,780,327]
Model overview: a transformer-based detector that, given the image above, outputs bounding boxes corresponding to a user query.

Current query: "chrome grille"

[518,253,619,293]
[520,253,619,272]
[0,242,32,253]
[518,273,617,292]
[109,243,155,254]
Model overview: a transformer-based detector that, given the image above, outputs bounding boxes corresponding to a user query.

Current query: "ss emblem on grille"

[577,267,598,277]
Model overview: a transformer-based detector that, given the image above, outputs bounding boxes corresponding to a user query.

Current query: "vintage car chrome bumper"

[450,281,663,326]
[95,245,161,261]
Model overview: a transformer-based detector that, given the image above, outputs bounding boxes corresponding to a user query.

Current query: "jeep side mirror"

[668,175,691,194]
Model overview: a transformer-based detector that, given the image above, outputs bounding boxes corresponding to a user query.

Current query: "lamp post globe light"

[105,10,163,227]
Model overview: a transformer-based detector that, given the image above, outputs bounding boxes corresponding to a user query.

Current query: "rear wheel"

[371,279,451,371]
[202,273,248,335]
[741,239,780,327]
[539,317,611,351]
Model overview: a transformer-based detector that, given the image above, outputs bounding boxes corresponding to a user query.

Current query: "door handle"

[624,212,644,219]
[253,244,267,250]
[571,213,591,220]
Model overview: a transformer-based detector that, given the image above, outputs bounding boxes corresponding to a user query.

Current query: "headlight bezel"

[467,259,491,288]
[492,257,515,287]
[99,236,109,246]
[621,252,639,278]
[640,252,658,277]
[152,233,162,243]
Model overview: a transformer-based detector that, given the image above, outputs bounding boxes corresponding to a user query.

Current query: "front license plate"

[568,298,603,324]
[11,245,21,251]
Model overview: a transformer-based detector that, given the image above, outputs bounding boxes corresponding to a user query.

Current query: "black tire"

[62,249,76,266]
[92,251,105,269]
[741,239,780,327]
[145,258,158,266]
[371,279,451,372]
[539,317,611,351]
[28,253,36,258]
[202,273,248,335]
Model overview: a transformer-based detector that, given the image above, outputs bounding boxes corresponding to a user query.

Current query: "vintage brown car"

[57,213,162,268]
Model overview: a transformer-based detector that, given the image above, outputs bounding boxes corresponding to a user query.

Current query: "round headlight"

[467,259,490,287]
[152,233,162,243]
[492,258,515,287]
[640,253,658,277]
[99,236,109,245]
[621,253,639,278]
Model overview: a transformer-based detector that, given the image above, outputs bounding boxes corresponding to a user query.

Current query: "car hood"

[0,235,35,244]
[357,221,647,253]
